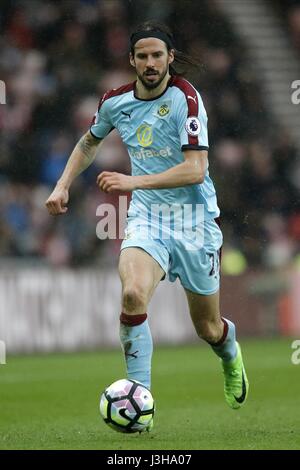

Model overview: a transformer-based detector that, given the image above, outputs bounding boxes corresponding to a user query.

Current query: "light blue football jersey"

[90,76,220,222]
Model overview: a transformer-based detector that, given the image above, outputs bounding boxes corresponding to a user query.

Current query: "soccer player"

[46,21,249,425]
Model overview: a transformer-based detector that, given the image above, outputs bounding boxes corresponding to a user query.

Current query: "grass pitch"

[0,338,299,450]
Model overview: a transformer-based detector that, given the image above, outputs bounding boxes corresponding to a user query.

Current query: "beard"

[137,65,169,90]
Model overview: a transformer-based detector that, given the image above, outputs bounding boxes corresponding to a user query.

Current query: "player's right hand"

[45,186,69,215]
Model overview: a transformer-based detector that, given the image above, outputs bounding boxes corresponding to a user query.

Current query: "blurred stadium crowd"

[276,0,300,54]
[0,0,299,268]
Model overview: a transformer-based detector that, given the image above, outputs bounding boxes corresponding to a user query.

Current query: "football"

[99,379,155,433]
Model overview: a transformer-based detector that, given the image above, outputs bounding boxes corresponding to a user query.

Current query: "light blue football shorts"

[120,214,223,295]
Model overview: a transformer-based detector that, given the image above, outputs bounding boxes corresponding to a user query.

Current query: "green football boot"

[139,417,154,434]
[222,342,249,409]
[146,417,154,432]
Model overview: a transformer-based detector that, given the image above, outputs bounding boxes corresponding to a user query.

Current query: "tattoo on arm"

[78,133,99,159]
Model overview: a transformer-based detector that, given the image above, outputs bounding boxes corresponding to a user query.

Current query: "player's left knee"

[196,319,223,343]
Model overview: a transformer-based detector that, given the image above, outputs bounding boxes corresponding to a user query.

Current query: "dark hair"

[130,20,200,77]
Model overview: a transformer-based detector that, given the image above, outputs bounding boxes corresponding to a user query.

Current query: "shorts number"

[208,251,220,277]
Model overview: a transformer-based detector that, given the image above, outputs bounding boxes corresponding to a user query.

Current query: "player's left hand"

[97,171,136,193]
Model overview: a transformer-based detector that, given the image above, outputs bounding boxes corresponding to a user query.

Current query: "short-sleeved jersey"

[90,75,219,220]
